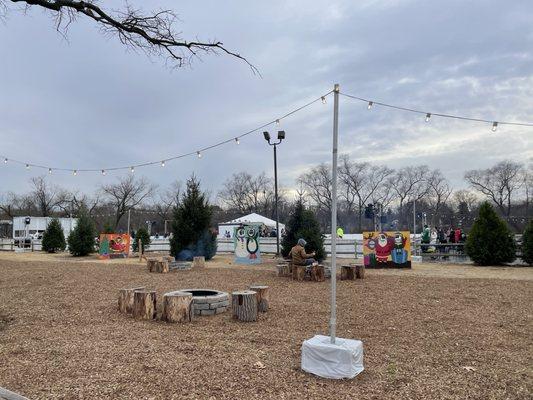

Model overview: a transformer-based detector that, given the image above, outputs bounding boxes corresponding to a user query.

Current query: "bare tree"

[427,169,452,226]
[3,0,257,72]
[0,192,34,217]
[100,175,156,229]
[298,163,332,215]
[29,176,69,216]
[153,180,181,226]
[57,191,100,217]
[465,160,524,217]
[338,155,394,231]
[389,165,430,226]
[218,172,272,214]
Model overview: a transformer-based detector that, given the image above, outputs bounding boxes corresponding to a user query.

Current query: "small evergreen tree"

[281,201,325,261]
[521,220,533,265]
[132,227,151,253]
[170,176,216,260]
[465,202,516,265]
[68,209,96,257]
[42,218,66,253]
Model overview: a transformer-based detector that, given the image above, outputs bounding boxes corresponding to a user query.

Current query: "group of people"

[421,225,467,253]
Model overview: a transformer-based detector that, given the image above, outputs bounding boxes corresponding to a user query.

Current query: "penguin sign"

[233,223,262,264]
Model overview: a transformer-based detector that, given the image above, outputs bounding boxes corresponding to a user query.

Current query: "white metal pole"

[330,83,340,344]
[127,209,131,235]
[413,199,416,255]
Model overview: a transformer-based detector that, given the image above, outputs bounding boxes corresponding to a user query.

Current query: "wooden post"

[132,290,156,320]
[118,287,145,314]
[310,265,325,282]
[249,285,270,312]
[355,264,365,279]
[231,291,258,322]
[162,292,193,323]
[138,239,142,262]
[341,265,356,280]
[293,265,306,282]
[193,256,205,268]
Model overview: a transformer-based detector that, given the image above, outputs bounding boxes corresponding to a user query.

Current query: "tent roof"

[222,213,284,228]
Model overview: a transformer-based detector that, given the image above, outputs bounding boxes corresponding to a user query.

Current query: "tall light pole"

[263,130,285,256]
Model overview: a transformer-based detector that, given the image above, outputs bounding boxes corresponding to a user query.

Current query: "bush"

[281,201,325,261]
[170,176,217,260]
[521,220,533,265]
[465,202,516,265]
[132,227,151,253]
[42,218,66,253]
[68,210,96,257]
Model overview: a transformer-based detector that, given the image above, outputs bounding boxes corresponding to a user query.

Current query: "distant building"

[12,216,78,240]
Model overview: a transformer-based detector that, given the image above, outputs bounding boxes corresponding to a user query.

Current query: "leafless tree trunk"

[3,0,257,72]
[29,176,69,217]
[218,172,273,215]
[101,175,156,229]
[427,169,452,227]
[389,165,430,228]
[465,160,524,217]
[298,163,333,227]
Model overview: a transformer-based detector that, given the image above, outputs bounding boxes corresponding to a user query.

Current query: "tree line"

[0,159,531,236]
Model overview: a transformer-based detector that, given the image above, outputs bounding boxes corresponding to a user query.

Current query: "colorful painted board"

[99,233,131,259]
[363,231,411,268]
[234,223,261,264]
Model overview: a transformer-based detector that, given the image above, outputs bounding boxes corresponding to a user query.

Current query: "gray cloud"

[0,0,532,198]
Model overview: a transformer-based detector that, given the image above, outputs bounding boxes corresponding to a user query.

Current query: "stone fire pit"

[167,289,230,316]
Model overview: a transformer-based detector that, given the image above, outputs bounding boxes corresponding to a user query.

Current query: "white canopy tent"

[217,213,285,239]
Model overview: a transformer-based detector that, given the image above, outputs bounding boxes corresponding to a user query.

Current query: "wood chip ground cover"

[0,255,531,399]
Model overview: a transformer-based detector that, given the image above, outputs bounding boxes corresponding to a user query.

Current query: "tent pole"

[330,83,340,344]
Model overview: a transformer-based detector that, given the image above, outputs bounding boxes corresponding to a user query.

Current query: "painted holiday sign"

[233,223,261,264]
[99,233,131,259]
[363,231,411,268]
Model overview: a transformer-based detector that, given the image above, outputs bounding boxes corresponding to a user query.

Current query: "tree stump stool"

[249,285,270,312]
[310,265,325,282]
[293,265,307,282]
[132,290,156,320]
[118,287,145,314]
[341,265,357,280]
[355,264,365,279]
[276,264,286,277]
[193,256,205,268]
[232,291,258,322]
[162,292,193,323]
[163,256,175,263]
[155,260,170,273]
[146,258,158,272]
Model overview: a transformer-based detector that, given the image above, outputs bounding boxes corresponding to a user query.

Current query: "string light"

[321,96,326,104]
[425,113,431,122]
[48,168,52,174]
[367,101,373,110]
[3,158,7,164]
[73,170,77,176]
[130,166,135,173]
[0,92,330,175]
[492,121,498,132]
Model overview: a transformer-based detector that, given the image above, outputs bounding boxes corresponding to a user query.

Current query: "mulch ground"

[0,256,531,399]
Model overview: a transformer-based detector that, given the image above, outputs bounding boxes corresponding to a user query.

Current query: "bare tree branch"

[6,0,258,73]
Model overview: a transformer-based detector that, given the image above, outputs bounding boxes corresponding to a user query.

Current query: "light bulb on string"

[425,113,431,122]
[367,101,373,110]
[3,158,7,164]
[197,151,202,158]
[101,169,106,176]
[161,160,165,167]
[235,137,240,145]
[25,164,30,170]
[130,166,135,173]
[48,168,52,175]
[321,96,326,104]
[73,170,77,176]
[275,119,280,126]
[492,122,498,132]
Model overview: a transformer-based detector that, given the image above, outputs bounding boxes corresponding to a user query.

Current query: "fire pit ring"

[166,289,230,316]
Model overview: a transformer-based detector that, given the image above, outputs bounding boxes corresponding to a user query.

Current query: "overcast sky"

[0,0,532,201]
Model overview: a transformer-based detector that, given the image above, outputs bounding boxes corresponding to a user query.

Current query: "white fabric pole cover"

[301,335,364,379]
